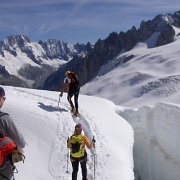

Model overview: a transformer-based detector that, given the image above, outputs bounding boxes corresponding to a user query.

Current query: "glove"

[67,137,72,148]
[92,137,96,148]
[59,92,63,97]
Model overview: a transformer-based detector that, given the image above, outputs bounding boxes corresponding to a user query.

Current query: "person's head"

[65,71,70,77]
[0,87,6,108]
[74,124,82,135]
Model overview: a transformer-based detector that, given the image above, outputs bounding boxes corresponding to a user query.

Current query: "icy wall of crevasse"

[119,103,180,180]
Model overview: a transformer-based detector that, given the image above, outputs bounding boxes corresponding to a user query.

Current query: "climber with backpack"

[60,71,80,116]
[0,87,26,180]
[67,124,96,180]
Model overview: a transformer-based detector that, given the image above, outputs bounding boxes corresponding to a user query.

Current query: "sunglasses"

[1,96,6,101]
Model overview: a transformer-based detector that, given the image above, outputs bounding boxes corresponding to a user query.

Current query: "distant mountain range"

[0,36,92,88]
[0,10,180,93]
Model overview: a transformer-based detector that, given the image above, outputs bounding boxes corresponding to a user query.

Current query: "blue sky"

[0,0,180,45]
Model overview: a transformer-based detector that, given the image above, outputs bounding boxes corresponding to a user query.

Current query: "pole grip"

[93,136,95,148]
[58,96,60,106]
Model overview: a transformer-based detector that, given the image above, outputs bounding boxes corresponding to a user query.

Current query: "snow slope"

[1,86,134,180]
[81,27,180,108]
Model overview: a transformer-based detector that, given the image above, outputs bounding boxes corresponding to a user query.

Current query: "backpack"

[68,72,80,90]
[70,134,85,158]
[0,112,16,165]
[0,112,25,165]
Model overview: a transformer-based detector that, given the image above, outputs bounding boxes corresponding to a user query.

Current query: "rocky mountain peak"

[38,39,77,60]
[43,10,180,91]
[3,35,31,49]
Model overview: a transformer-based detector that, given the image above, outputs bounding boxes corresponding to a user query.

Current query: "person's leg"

[68,94,74,110]
[80,152,87,180]
[80,159,87,180]
[0,160,15,180]
[74,93,79,113]
[71,160,79,180]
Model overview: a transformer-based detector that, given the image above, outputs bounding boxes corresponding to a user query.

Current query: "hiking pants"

[68,93,79,112]
[71,158,87,180]
[0,158,15,180]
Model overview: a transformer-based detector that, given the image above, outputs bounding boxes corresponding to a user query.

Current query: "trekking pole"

[92,136,95,148]
[92,136,96,180]
[58,96,61,107]
[66,148,69,173]
[66,138,70,173]
[94,154,96,180]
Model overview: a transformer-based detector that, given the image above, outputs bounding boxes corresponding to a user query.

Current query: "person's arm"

[4,114,26,148]
[60,83,68,95]
[67,137,72,148]
[84,136,95,149]
[60,78,69,96]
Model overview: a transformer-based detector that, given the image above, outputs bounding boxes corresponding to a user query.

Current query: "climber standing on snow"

[60,71,80,116]
[67,124,96,180]
[0,87,26,180]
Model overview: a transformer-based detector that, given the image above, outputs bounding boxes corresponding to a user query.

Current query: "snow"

[81,27,180,108]
[1,86,134,180]
[1,24,180,180]
[119,103,180,180]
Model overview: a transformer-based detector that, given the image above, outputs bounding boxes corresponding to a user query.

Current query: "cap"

[65,71,70,76]
[0,87,5,96]
[75,124,82,131]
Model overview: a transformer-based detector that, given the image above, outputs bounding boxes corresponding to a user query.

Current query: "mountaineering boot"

[71,107,76,113]
[74,111,79,117]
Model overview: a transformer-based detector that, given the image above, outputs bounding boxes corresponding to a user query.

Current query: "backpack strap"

[68,73,79,83]
[0,112,9,138]
[0,112,9,118]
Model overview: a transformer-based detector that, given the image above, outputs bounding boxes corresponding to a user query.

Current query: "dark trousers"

[71,158,87,180]
[68,93,79,112]
[0,157,15,180]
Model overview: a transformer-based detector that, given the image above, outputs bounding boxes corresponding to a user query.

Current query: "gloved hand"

[59,92,63,97]
[92,137,96,143]
[67,137,72,148]
[92,137,96,148]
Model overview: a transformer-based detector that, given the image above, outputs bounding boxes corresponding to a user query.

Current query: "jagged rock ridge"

[0,35,91,88]
[43,10,180,91]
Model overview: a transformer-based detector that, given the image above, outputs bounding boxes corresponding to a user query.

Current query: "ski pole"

[92,136,95,148]
[66,148,69,173]
[94,154,96,180]
[92,136,96,179]
[66,137,70,173]
[58,96,61,107]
